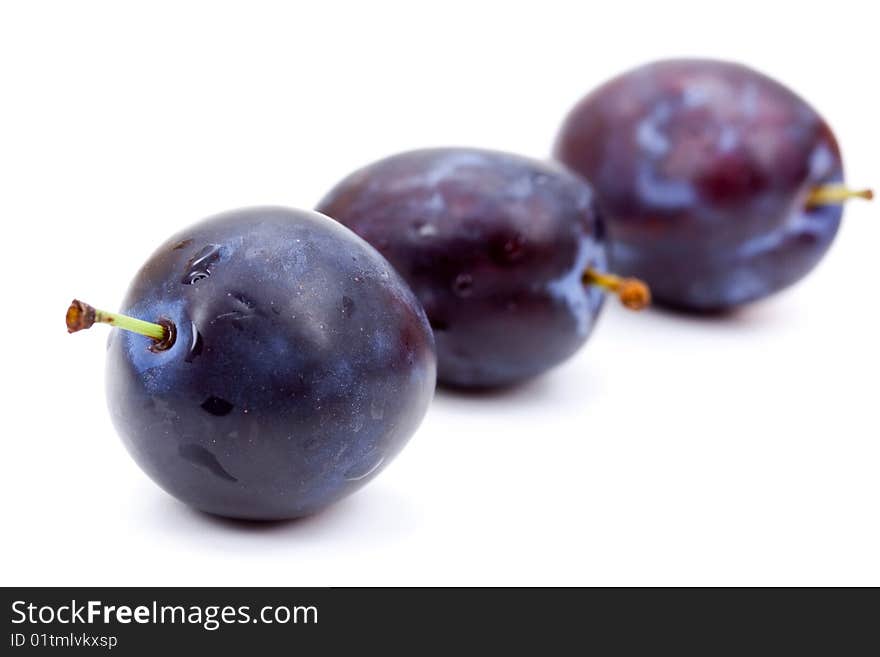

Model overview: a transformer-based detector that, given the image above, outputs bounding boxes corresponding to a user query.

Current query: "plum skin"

[317,148,607,388]
[106,207,436,520]
[554,58,844,312]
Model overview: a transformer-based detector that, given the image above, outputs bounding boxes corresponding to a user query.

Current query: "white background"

[1,0,877,586]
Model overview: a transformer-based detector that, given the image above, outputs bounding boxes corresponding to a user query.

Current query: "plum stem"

[807,184,873,207]
[583,269,651,310]
[66,299,173,348]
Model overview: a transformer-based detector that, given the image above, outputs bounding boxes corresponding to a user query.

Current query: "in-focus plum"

[68,207,436,520]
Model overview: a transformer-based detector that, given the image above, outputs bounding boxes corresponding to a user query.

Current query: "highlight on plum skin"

[554,58,873,313]
[317,147,649,389]
[67,207,437,520]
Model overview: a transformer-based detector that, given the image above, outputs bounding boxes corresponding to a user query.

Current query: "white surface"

[1,0,877,586]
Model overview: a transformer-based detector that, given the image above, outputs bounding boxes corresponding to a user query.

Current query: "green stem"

[66,299,168,341]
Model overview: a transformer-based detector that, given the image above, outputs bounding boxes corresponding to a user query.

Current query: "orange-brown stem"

[583,270,651,310]
[807,184,873,207]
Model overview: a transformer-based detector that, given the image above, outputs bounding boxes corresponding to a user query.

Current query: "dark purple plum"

[317,148,647,389]
[554,58,872,312]
[68,207,436,520]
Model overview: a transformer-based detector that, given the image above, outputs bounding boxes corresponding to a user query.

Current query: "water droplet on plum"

[200,396,234,416]
[344,451,385,481]
[181,244,222,285]
[452,273,474,297]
